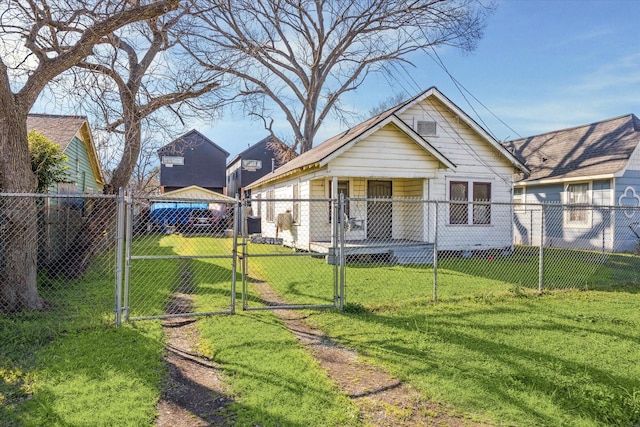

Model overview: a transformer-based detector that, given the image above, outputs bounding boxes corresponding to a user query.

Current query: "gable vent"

[417,120,437,136]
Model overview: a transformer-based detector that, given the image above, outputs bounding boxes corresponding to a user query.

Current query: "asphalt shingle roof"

[26,114,87,151]
[504,114,640,183]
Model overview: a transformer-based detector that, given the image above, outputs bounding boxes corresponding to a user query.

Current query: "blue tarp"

[149,202,208,229]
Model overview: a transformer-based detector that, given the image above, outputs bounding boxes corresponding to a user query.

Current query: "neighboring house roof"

[227,135,273,167]
[505,114,640,184]
[248,87,528,188]
[158,129,230,157]
[161,185,235,201]
[27,114,105,185]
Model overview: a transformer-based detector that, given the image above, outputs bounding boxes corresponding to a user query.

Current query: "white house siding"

[399,97,516,251]
[309,178,332,243]
[327,123,440,178]
[255,179,313,250]
[399,98,514,198]
[251,92,522,255]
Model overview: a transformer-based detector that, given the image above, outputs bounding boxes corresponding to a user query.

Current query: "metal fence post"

[241,199,248,311]
[331,195,339,308]
[538,206,544,293]
[114,188,125,326]
[338,193,346,310]
[123,190,133,322]
[231,195,239,314]
[601,206,608,263]
[433,201,439,301]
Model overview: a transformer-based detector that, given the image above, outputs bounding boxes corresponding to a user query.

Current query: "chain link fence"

[123,194,239,321]
[240,198,342,310]
[2,192,639,322]
[0,193,118,319]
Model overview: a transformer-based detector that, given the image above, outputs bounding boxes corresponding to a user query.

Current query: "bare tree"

[0,0,179,312]
[368,93,409,118]
[185,0,493,154]
[69,7,222,192]
[42,8,223,280]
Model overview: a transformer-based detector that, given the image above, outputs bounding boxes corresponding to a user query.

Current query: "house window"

[292,184,300,224]
[266,189,275,222]
[473,182,491,225]
[449,181,468,224]
[449,181,492,225]
[513,187,525,211]
[328,180,349,221]
[566,182,589,224]
[255,193,262,217]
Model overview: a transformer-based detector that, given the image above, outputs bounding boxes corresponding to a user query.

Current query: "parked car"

[185,208,227,233]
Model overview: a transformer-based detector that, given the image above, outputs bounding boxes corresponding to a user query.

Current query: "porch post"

[433,201,438,302]
[331,176,338,246]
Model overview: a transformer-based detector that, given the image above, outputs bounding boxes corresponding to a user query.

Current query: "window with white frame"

[266,189,275,222]
[565,182,589,224]
[449,180,492,225]
[449,181,469,224]
[292,184,300,223]
[473,182,491,224]
[328,180,349,221]
[513,186,525,211]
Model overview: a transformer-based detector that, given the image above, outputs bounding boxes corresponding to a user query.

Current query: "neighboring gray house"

[158,129,229,194]
[226,136,281,198]
[505,114,640,252]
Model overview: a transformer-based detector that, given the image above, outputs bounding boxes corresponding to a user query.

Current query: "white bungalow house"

[247,87,528,261]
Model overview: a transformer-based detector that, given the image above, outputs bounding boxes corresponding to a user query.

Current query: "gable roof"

[504,114,640,184]
[159,129,229,157]
[27,114,86,151]
[27,114,105,185]
[161,185,235,201]
[248,87,527,188]
[227,135,274,167]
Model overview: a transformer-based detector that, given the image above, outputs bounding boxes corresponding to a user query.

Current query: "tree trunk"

[0,102,43,312]
[109,108,142,191]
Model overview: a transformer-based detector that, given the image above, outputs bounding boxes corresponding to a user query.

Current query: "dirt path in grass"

[156,307,234,427]
[252,280,491,427]
[155,260,234,426]
[155,260,489,426]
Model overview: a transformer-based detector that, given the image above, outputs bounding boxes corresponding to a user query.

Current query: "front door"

[367,180,392,240]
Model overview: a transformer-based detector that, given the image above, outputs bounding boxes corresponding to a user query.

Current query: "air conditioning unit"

[416,120,437,136]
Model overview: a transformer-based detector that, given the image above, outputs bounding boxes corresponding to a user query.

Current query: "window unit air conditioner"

[416,120,437,136]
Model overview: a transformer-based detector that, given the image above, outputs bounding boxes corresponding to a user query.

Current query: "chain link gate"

[240,196,344,311]
[119,193,239,322]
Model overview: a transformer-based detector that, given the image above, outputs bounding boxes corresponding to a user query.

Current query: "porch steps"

[391,245,434,265]
[325,243,434,265]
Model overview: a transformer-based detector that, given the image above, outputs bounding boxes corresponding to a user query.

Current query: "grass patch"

[245,244,640,426]
[1,245,168,426]
[197,312,360,426]
[5,235,640,426]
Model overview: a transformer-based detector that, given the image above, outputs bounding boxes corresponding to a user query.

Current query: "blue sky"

[204,0,640,157]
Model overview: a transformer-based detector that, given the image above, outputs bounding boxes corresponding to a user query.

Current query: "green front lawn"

[246,242,640,426]
[2,235,639,426]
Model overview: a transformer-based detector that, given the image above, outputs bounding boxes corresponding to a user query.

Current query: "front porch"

[309,239,434,265]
